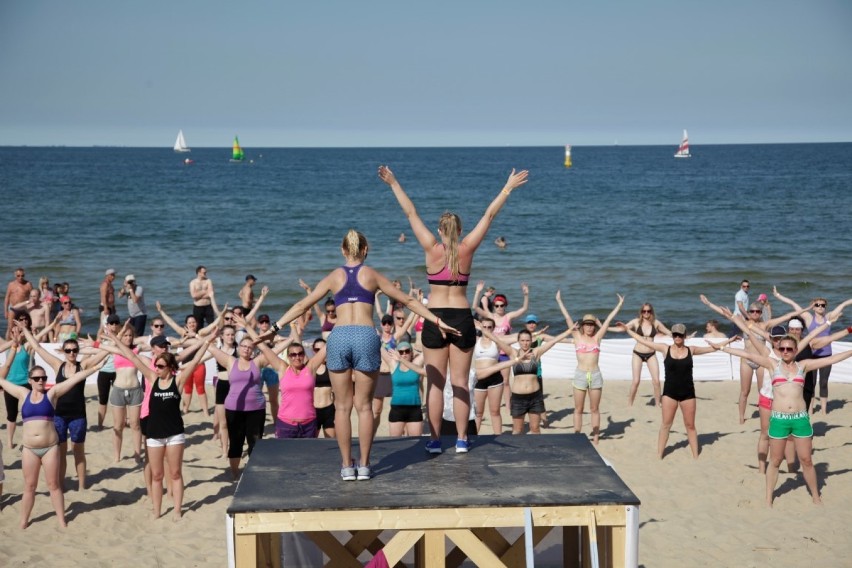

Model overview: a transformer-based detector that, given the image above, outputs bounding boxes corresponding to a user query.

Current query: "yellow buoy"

[564,145,572,168]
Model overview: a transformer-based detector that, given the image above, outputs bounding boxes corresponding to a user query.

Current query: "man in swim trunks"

[189,265,215,328]
[4,267,32,338]
[100,268,117,319]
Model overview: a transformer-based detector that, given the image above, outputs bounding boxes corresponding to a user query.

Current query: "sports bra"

[513,354,538,376]
[314,366,331,389]
[474,339,499,360]
[427,246,470,287]
[771,361,805,387]
[333,265,375,306]
[114,348,139,370]
[321,317,335,332]
[22,392,55,422]
[493,315,511,336]
[575,342,601,354]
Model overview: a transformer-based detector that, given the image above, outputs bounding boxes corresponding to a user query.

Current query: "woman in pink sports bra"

[556,290,624,445]
[379,165,528,455]
[714,336,852,506]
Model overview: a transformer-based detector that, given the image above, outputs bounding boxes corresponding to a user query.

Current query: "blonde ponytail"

[341,229,369,262]
[439,212,461,279]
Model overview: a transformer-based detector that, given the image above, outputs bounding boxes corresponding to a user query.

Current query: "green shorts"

[768,410,812,439]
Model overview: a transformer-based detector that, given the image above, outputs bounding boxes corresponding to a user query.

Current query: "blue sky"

[2,1,850,147]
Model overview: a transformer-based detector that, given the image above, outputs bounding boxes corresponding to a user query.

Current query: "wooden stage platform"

[227,434,640,567]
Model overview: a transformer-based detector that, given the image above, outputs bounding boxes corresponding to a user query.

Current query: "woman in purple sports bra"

[378,165,528,455]
[0,339,104,529]
[259,230,460,481]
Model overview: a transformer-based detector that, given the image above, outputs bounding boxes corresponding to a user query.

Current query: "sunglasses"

[289,352,306,358]
[259,320,270,324]
[62,301,71,305]
[778,347,795,353]
[641,309,653,313]
[30,375,48,382]
[395,317,405,321]
[398,349,412,355]
[814,303,827,308]
[152,324,164,328]
[326,309,336,314]
[493,303,506,308]
[224,317,234,321]
[749,310,762,314]
[64,348,79,354]
[672,333,685,338]
[155,363,169,369]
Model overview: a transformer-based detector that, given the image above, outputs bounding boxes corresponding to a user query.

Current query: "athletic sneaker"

[356,464,372,481]
[425,440,443,454]
[455,438,470,454]
[340,462,356,481]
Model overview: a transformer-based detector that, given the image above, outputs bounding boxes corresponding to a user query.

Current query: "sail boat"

[230,136,245,162]
[173,130,191,153]
[674,129,691,158]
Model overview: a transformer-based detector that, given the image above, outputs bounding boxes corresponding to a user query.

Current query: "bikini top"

[638,322,657,339]
[59,312,76,325]
[575,342,601,354]
[772,361,805,387]
[513,354,538,376]
[333,265,375,306]
[320,317,335,332]
[22,391,55,422]
[427,246,470,287]
[474,339,499,360]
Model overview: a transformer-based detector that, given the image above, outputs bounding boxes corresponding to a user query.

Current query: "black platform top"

[228,434,640,514]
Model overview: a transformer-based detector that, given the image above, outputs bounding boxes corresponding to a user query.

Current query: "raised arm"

[460,169,529,251]
[155,302,188,337]
[49,358,105,401]
[505,283,529,320]
[18,322,63,372]
[801,349,852,373]
[392,311,418,343]
[555,289,576,330]
[772,286,802,311]
[378,166,437,251]
[0,344,30,399]
[175,337,213,390]
[829,298,852,320]
[244,286,269,326]
[595,294,625,341]
[102,328,158,383]
[265,276,334,342]
[708,342,776,371]
[532,327,575,358]
[480,327,517,358]
[300,279,326,323]
[764,302,814,328]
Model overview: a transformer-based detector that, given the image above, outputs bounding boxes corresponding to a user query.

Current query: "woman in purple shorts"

[379,165,529,454]
[259,229,459,481]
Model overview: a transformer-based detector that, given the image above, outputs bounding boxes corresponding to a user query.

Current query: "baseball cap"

[246,274,257,281]
[397,341,412,351]
[671,323,687,335]
[525,314,539,323]
[125,274,135,283]
[257,314,270,323]
[758,293,768,302]
[770,325,786,338]
[150,335,171,348]
[105,268,116,276]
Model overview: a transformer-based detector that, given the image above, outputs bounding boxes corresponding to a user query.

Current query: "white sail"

[174,130,191,153]
[674,129,690,158]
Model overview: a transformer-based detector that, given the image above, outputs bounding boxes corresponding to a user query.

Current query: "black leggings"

[4,385,31,422]
[97,371,116,405]
[817,364,832,399]
[225,408,265,459]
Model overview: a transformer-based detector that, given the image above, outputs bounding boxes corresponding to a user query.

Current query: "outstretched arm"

[378,166,436,251]
[764,302,814,328]
[595,294,625,341]
[175,337,213,390]
[801,349,852,373]
[374,270,461,337]
[829,298,852,320]
[708,342,775,370]
[460,169,529,251]
[49,359,105,400]
[533,327,574,358]
[772,286,802,311]
[615,323,668,353]
[244,286,269,326]
[18,322,63,372]
[505,283,529,320]
[155,302,187,337]
[0,344,29,399]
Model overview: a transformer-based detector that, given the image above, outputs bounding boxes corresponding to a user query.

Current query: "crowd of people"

[2,167,852,527]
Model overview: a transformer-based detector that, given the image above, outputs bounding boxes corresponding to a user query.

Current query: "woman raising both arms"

[379,165,529,454]
[556,290,624,445]
[257,230,460,480]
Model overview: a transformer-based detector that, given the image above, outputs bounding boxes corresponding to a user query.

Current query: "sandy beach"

[1,379,850,567]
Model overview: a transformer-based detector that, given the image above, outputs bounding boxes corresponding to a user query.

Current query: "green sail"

[232,136,244,161]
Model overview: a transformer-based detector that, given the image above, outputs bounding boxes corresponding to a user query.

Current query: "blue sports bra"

[333,264,375,306]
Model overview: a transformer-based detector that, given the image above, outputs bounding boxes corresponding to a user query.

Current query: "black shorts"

[663,381,695,402]
[215,378,231,405]
[389,404,423,423]
[315,403,335,429]
[97,371,116,405]
[510,390,545,418]
[474,372,504,391]
[421,307,476,350]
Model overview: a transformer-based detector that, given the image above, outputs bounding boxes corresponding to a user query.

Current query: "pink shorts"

[758,394,772,410]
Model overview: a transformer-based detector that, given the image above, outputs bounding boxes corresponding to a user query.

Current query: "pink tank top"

[278,365,316,423]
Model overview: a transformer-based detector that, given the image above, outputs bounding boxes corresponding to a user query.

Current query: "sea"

[1,143,850,337]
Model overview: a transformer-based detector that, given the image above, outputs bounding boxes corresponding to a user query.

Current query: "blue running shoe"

[425,440,442,454]
[455,438,470,454]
